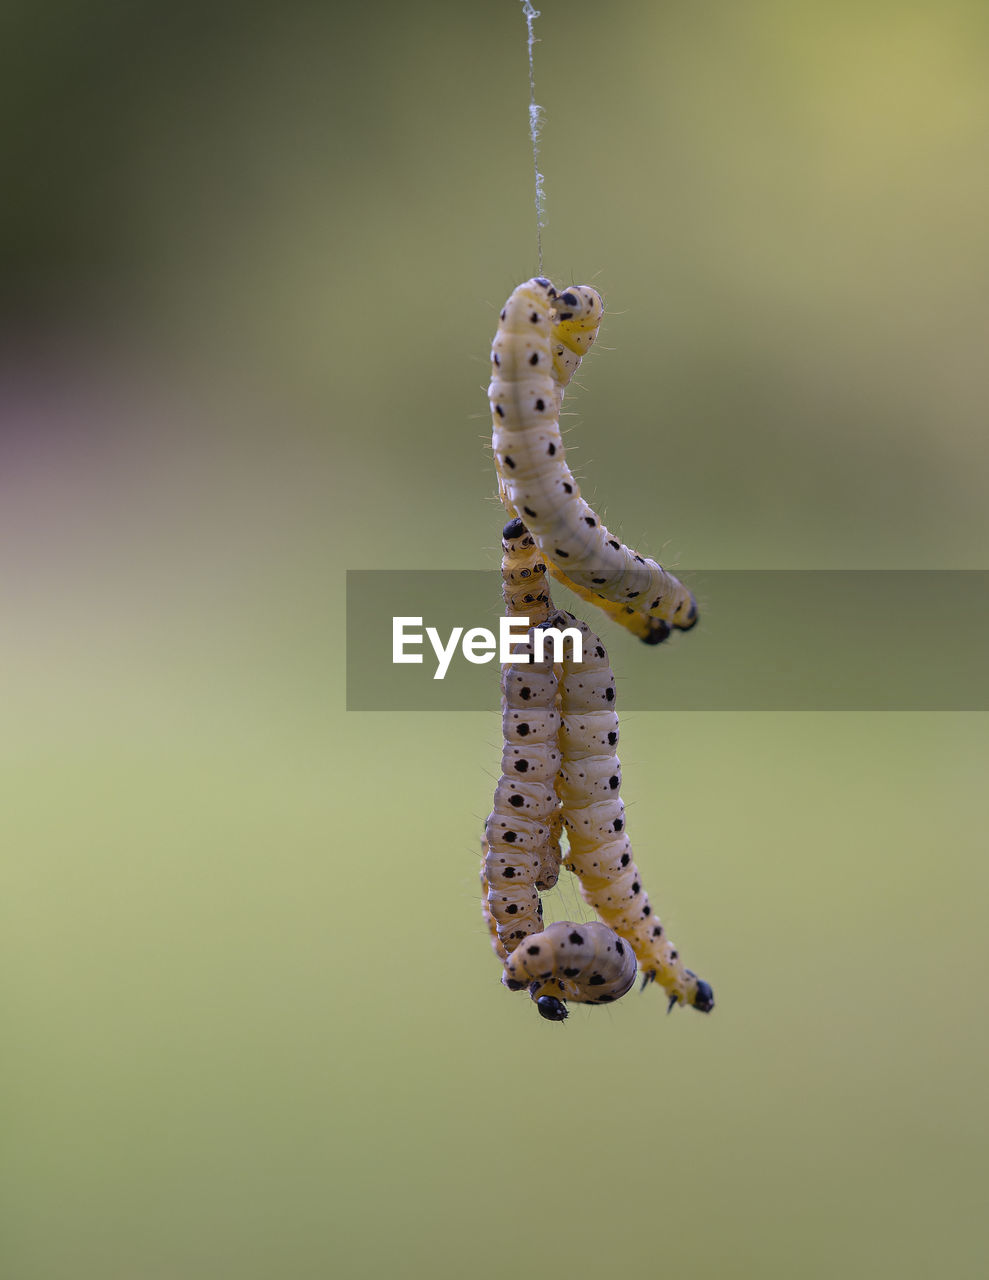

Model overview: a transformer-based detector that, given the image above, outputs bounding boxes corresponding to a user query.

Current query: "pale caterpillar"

[498,519,714,1014]
[482,516,565,951]
[488,276,699,642]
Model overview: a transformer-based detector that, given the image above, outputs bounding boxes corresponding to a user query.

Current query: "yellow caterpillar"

[557,609,714,1013]
[488,276,698,643]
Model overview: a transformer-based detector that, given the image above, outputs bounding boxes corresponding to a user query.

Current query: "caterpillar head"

[552,285,604,353]
[536,995,569,1022]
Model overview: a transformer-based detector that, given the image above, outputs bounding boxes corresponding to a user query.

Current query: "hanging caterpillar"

[557,608,714,1013]
[496,518,714,1014]
[488,276,699,643]
[482,515,566,951]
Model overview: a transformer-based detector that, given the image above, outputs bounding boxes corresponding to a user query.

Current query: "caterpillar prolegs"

[488,276,699,643]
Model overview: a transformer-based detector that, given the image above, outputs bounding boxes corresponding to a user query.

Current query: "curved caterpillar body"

[503,921,637,1020]
[556,609,714,1013]
[488,276,698,641]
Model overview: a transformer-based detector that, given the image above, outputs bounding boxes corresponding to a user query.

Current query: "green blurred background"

[2,2,988,1277]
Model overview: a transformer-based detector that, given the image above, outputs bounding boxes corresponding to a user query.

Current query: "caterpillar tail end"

[668,978,716,1015]
[645,967,715,1015]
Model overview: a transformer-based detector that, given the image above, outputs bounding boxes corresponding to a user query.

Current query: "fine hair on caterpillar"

[488,276,699,645]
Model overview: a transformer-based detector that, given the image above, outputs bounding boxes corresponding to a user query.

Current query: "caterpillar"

[496,518,714,1014]
[488,276,699,642]
[482,621,560,954]
[482,517,564,952]
[557,608,714,1013]
[498,514,562,895]
[503,921,637,1021]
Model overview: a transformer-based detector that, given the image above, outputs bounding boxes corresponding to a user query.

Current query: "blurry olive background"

[3,2,988,1277]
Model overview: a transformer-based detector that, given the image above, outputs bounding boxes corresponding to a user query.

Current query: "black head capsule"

[503,516,528,541]
[692,979,715,1013]
[641,618,672,646]
[536,996,568,1022]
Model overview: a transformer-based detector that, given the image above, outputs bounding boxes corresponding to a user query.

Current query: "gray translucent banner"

[346,570,989,710]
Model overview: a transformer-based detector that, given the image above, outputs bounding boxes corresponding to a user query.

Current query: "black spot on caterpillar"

[488,277,699,641]
[503,921,637,1012]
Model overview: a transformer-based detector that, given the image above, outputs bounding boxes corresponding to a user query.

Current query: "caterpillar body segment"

[500,515,555,626]
[488,277,698,639]
[555,609,714,1014]
[503,921,638,1018]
